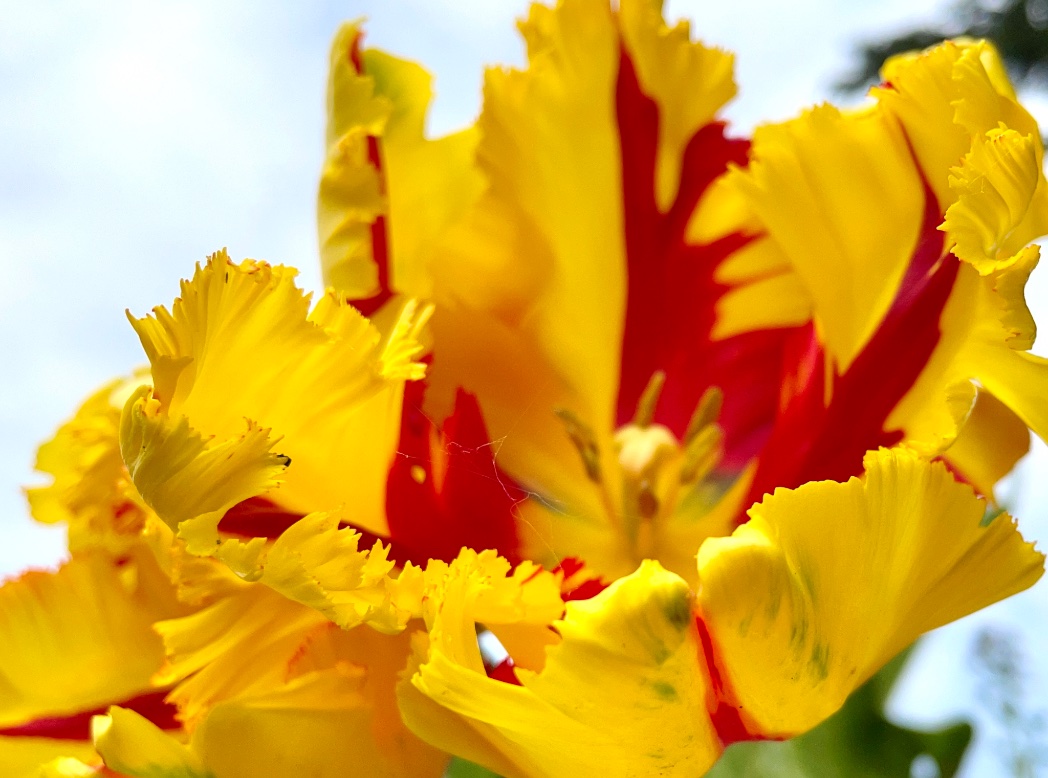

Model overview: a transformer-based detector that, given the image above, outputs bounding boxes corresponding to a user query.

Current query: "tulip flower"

[4,0,1046,776]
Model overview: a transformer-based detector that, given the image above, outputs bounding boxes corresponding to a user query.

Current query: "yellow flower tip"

[941,127,1041,274]
[25,372,154,554]
[119,384,288,540]
[93,706,208,778]
[88,711,112,743]
[379,299,432,382]
[121,248,419,539]
[321,15,470,308]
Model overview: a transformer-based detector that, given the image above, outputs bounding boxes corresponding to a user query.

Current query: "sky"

[1,1,1046,775]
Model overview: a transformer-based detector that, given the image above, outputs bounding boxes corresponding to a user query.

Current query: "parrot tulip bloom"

[4,1,1048,777]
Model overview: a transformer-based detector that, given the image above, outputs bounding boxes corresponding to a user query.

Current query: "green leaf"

[705,647,973,778]
[445,757,503,778]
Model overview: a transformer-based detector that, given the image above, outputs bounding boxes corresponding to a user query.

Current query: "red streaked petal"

[744,181,953,504]
[0,691,178,742]
[615,45,796,467]
[485,658,522,686]
[217,496,302,540]
[551,557,609,602]
[386,380,522,566]
[345,30,393,316]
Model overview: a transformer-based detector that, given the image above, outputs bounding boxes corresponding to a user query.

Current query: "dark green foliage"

[704,648,973,778]
[837,0,1048,93]
[445,758,503,778]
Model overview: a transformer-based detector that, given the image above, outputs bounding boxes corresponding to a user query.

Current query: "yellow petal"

[696,179,814,339]
[26,372,151,555]
[193,628,446,778]
[965,340,1048,444]
[943,388,1029,501]
[0,740,100,778]
[221,510,420,634]
[153,583,330,728]
[892,244,1044,461]
[400,554,720,778]
[99,662,447,778]
[125,251,426,536]
[874,42,978,207]
[438,0,623,429]
[696,447,1044,737]
[727,103,924,372]
[618,0,736,210]
[319,23,482,304]
[149,578,444,777]
[949,43,1043,161]
[941,128,1040,274]
[876,40,1048,249]
[0,553,176,730]
[721,39,1048,497]
[422,0,629,582]
[120,385,286,552]
[317,23,389,300]
[429,0,761,584]
[92,707,208,778]
[972,242,1040,351]
[712,264,812,339]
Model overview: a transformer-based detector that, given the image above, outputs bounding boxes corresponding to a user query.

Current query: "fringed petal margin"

[147,571,446,776]
[398,553,720,778]
[123,251,428,536]
[941,128,1041,275]
[696,448,1043,738]
[26,372,152,555]
[120,385,286,555]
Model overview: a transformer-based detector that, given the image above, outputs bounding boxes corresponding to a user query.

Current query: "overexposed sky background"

[1,1,1046,775]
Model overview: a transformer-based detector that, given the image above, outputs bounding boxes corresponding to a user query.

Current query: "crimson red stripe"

[346,31,394,316]
[0,689,179,742]
[385,380,523,566]
[695,616,772,746]
[486,657,522,686]
[743,180,954,506]
[219,381,522,568]
[218,496,303,539]
[614,45,798,468]
[551,557,609,601]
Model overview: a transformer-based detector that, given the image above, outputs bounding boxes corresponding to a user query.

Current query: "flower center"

[559,372,725,565]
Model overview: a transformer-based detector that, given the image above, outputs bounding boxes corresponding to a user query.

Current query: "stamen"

[555,408,603,483]
[555,378,729,565]
[633,370,666,427]
[681,424,724,485]
[685,385,723,445]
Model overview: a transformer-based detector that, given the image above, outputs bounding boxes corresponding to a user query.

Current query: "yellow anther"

[615,423,680,543]
[614,423,678,479]
[632,371,667,427]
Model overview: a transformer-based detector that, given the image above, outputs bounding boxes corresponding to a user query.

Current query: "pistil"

[558,372,726,566]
